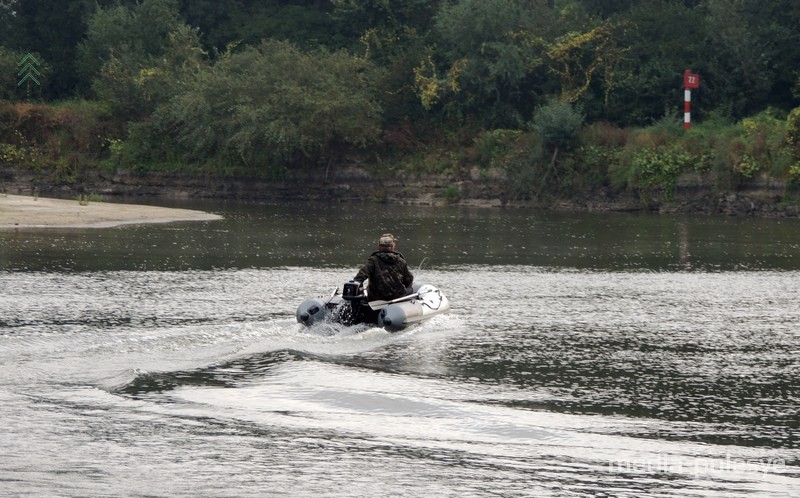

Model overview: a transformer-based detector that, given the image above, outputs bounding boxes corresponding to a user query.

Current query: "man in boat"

[354,233,414,303]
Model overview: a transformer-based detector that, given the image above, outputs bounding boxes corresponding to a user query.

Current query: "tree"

[419,0,558,126]
[77,0,184,81]
[0,47,49,100]
[419,0,628,127]
[600,1,707,125]
[329,0,441,125]
[332,0,440,54]
[704,0,800,117]
[145,39,383,176]
[514,99,585,200]
[78,0,204,116]
[1,0,96,99]
[178,0,345,53]
[0,2,14,45]
[544,20,629,107]
[178,0,243,53]
[532,99,584,153]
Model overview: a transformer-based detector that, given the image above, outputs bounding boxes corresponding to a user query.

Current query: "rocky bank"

[1,166,798,218]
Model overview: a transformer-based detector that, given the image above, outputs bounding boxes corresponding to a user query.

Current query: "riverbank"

[1,166,799,218]
[0,194,222,228]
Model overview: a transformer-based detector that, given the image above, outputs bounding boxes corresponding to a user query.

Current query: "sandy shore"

[0,194,222,228]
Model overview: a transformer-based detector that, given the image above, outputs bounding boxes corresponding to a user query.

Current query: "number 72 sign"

[684,70,700,89]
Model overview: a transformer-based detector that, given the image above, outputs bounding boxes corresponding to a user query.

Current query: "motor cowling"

[342,280,364,301]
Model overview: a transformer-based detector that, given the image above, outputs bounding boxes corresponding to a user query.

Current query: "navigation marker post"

[683,69,700,130]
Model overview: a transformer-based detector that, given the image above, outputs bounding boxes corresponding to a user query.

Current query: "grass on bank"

[2,98,800,204]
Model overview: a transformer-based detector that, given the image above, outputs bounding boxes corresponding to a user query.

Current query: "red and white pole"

[684,88,692,129]
[683,69,700,130]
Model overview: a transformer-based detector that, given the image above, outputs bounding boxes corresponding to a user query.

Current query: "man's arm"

[354,257,374,283]
[402,263,414,288]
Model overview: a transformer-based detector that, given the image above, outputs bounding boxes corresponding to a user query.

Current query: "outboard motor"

[337,280,381,326]
[342,280,364,301]
[336,281,368,326]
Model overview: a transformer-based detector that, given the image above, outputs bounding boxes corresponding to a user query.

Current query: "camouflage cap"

[379,233,398,246]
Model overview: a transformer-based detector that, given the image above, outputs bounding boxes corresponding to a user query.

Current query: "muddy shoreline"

[2,166,798,218]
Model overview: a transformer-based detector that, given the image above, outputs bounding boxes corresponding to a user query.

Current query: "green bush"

[148,39,383,176]
[0,100,116,150]
[786,107,800,156]
[79,0,206,118]
[501,133,546,201]
[473,129,523,169]
[789,162,800,185]
[530,100,584,152]
[444,185,461,203]
[632,146,691,194]
[604,108,799,195]
[732,153,760,178]
[484,101,585,201]
[0,143,27,166]
[574,144,618,188]
[0,48,49,101]
[733,109,786,177]
[579,121,629,147]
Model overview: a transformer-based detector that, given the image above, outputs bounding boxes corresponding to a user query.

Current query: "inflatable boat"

[296,280,450,331]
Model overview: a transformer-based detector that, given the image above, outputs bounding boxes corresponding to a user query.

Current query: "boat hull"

[377,284,450,331]
[296,283,450,331]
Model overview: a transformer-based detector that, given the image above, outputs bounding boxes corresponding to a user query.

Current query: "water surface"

[1,201,798,496]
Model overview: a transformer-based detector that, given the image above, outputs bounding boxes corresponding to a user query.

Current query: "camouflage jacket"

[354,250,414,302]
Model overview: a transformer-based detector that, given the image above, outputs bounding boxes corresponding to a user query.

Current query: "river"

[0,200,798,497]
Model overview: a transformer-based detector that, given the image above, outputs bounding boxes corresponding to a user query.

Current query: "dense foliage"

[129,39,382,177]
[1,0,800,201]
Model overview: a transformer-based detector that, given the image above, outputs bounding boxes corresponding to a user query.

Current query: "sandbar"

[0,194,222,228]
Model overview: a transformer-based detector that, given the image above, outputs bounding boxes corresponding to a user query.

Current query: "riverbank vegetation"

[1,0,800,209]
